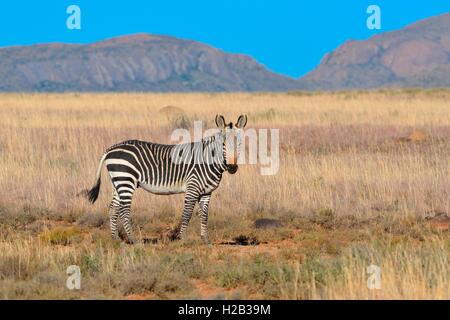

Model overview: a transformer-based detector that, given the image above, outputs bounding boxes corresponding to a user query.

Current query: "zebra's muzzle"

[227,164,238,174]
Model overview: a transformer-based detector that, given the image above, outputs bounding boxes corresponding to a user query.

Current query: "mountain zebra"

[82,114,247,244]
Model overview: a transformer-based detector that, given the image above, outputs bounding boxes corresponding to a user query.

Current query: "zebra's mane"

[200,132,224,146]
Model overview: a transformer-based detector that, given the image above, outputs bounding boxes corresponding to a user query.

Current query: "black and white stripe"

[82,114,247,244]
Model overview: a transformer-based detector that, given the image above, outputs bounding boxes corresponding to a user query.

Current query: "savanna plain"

[0,90,448,299]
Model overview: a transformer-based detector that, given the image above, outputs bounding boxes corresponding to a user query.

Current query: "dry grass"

[0,89,448,299]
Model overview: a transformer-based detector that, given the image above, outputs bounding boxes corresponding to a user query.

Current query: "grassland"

[0,89,448,299]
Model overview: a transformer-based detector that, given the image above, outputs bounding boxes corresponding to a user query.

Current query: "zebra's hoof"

[111,234,120,241]
[177,232,187,241]
[201,236,209,244]
[126,237,137,245]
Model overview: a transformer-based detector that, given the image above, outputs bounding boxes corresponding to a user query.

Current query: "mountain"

[298,13,450,90]
[0,34,298,92]
[1,12,449,92]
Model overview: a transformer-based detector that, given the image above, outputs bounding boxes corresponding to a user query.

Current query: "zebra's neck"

[199,133,228,172]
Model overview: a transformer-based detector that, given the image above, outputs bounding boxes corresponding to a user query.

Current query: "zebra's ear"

[215,114,226,128]
[236,114,248,128]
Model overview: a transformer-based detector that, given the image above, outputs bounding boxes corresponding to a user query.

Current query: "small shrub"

[216,255,278,290]
[311,208,336,229]
[0,208,38,229]
[39,227,83,245]
[170,253,205,279]
[216,266,244,289]
[80,254,101,275]
[116,257,191,297]
[246,255,277,286]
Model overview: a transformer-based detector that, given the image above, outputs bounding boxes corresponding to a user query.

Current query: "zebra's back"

[104,139,223,196]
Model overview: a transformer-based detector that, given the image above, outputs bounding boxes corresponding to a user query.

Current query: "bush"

[39,227,83,245]
[114,254,194,297]
[311,208,336,229]
[216,267,245,289]
[215,254,278,290]
[0,207,38,229]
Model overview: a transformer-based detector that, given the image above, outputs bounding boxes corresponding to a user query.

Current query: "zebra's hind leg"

[113,184,137,244]
[118,199,136,244]
[108,174,138,244]
[198,194,212,244]
[108,191,121,240]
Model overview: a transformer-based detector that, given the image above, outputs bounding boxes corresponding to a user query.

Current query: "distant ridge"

[0,33,298,92]
[297,12,450,90]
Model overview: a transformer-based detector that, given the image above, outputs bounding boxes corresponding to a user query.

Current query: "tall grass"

[0,91,448,219]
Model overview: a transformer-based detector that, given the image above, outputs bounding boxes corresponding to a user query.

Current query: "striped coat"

[82,114,247,244]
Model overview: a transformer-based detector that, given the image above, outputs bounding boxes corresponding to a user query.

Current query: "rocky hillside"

[0,34,298,92]
[297,12,450,90]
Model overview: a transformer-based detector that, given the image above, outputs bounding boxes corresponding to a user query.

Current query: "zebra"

[81,114,248,244]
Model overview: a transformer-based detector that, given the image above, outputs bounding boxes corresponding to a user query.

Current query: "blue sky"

[0,1,449,78]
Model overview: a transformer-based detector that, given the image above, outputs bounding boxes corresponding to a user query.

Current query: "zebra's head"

[215,114,247,174]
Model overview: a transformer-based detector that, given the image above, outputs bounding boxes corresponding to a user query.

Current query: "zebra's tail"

[79,153,107,204]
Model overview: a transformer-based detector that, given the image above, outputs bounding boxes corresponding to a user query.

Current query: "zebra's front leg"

[198,194,211,244]
[178,192,198,240]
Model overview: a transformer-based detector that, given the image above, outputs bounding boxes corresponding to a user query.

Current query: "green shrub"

[39,227,83,245]
[216,267,245,289]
